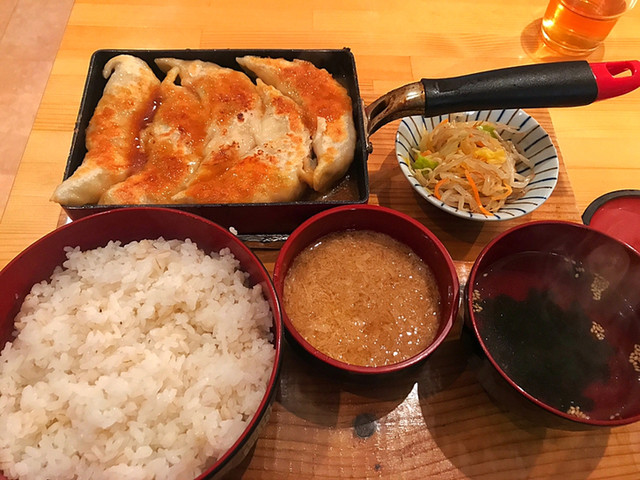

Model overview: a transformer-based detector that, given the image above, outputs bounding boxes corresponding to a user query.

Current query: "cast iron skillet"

[60,49,640,235]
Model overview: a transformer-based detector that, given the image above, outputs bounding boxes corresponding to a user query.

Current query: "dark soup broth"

[472,251,640,421]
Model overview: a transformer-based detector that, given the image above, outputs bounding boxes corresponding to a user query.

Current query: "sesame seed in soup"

[282,230,441,367]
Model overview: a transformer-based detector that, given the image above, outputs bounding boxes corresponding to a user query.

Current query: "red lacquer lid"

[582,190,640,254]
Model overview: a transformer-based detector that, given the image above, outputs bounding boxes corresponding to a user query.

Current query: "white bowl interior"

[395,109,559,221]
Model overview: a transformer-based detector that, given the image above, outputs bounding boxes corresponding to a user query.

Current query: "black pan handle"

[422,61,597,116]
[365,60,640,135]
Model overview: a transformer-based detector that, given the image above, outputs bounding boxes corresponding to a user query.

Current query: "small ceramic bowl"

[0,207,281,479]
[466,221,640,427]
[272,204,460,377]
[396,109,559,221]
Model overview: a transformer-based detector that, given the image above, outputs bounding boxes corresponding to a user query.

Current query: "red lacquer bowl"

[466,220,640,427]
[273,204,460,377]
[0,207,282,479]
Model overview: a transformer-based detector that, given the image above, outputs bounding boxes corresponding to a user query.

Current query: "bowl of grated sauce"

[273,204,459,376]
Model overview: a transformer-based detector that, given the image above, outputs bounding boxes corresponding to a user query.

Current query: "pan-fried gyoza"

[51,55,160,206]
[173,79,312,204]
[154,57,264,160]
[99,66,207,204]
[100,58,265,205]
[52,55,356,206]
[236,56,356,193]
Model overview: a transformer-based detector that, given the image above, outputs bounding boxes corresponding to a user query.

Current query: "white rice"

[0,238,275,480]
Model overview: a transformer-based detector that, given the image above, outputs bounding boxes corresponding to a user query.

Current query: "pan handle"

[365,60,640,135]
[591,60,640,100]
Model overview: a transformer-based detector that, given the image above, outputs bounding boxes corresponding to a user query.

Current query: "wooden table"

[1,1,640,478]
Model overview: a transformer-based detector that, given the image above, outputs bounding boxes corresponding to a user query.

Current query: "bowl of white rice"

[0,207,281,480]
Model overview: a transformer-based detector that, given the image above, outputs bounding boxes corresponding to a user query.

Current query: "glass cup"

[541,0,637,56]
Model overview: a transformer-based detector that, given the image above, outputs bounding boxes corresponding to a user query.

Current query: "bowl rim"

[395,109,559,222]
[582,189,640,226]
[581,189,640,254]
[0,207,283,478]
[273,203,460,375]
[466,219,640,426]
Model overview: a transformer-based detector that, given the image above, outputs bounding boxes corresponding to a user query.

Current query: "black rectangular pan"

[60,48,370,236]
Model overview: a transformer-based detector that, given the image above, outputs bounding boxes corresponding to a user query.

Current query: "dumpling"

[172,79,312,204]
[236,56,356,192]
[154,58,263,158]
[51,55,160,206]
[99,67,208,204]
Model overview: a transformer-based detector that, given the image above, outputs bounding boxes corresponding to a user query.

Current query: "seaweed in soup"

[477,289,614,413]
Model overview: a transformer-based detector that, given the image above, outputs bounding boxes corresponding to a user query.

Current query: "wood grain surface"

[1,1,639,479]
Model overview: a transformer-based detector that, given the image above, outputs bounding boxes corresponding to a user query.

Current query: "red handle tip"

[591,60,640,101]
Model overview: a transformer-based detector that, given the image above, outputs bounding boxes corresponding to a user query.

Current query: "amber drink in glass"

[541,0,636,55]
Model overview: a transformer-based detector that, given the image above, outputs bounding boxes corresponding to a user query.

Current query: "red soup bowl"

[273,204,460,378]
[466,220,640,428]
[0,207,281,480]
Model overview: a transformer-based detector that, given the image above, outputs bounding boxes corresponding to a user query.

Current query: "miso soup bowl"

[272,204,460,377]
[465,221,640,428]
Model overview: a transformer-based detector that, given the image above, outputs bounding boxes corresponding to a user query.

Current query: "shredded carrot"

[434,178,448,200]
[438,118,449,126]
[464,170,493,216]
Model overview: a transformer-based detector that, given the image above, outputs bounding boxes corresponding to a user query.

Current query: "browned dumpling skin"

[154,58,263,158]
[173,79,312,204]
[99,67,208,204]
[236,56,356,192]
[51,55,160,206]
